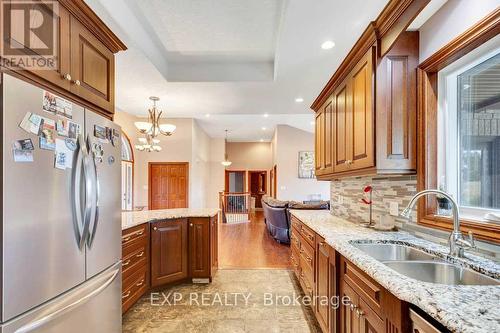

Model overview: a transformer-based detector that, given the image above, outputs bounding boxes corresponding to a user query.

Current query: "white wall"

[419,0,499,61]
[273,125,330,201]
[115,111,218,208]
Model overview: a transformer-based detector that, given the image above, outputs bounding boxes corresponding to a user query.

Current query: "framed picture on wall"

[298,151,315,179]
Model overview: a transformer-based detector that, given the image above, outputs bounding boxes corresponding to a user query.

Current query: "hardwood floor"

[219,211,291,269]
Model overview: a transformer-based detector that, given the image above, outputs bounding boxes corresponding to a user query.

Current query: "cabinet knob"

[356,308,364,317]
[153,226,158,231]
[345,160,352,166]
[73,79,81,86]
[62,73,72,81]
[190,223,193,227]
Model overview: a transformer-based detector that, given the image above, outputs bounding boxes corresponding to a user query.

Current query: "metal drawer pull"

[122,291,131,299]
[122,236,131,242]
[136,251,145,258]
[123,259,131,267]
[136,279,145,287]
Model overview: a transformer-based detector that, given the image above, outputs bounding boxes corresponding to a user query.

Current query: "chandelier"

[221,130,232,167]
[135,135,162,152]
[134,96,176,139]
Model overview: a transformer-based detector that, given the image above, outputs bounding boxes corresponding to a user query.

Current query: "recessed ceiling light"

[261,127,267,130]
[321,40,335,50]
[263,113,269,118]
[295,97,304,103]
[205,113,210,117]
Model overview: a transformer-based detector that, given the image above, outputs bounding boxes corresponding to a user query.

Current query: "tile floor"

[123,269,321,333]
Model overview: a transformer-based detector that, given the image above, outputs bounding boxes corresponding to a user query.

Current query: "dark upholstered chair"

[261,196,330,244]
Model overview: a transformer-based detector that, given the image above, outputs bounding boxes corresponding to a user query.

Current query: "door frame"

[224,170,247,192]
[148,162,189,210]
[273,165,277,198]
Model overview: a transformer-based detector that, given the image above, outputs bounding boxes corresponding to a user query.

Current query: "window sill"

[419,214,500,244]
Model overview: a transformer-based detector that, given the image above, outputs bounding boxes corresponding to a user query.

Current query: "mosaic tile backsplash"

[330,175,500,260]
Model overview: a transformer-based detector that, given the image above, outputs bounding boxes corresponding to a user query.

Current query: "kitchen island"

[290,210,500,333]
[121,208,220,313]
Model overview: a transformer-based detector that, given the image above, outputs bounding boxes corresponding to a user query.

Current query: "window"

[121,132,134,211]
[438,38,500,222]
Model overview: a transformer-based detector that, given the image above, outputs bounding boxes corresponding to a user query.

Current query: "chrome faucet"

[401,189,475,258]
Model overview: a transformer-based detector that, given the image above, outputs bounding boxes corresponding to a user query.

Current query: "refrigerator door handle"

[81,135,94,247]
[71,135,87,250]
[86,136,100,248]
[13,266,120,333]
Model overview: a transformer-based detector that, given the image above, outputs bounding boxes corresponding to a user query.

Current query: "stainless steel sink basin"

[384,261,500,286]
[351,243,440,261]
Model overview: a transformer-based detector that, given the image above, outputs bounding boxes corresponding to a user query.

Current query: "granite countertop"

[122,208,219,230]
[290,210,500,333]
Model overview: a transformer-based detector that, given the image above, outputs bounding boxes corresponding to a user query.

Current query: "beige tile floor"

[123,270,321,333]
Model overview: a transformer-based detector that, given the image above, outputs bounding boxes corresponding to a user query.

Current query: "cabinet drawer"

[122,265,148,313]
[122,242,147,280]
[341,258,383,317]
[300,223,316,247]
[291,216,302,233]
[290,248,301,278]
[122,224,147,248]
[299,239,315,272]
[290,231,301,250]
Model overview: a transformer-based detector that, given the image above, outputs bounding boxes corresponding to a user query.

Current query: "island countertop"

[290,209,500,333]
[122,208,219,230]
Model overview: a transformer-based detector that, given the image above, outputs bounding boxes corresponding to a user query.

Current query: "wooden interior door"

[248,171,267,208]
[350,47,375,171]
[70,15,114,113]
[149,163,188,210]
[150,219,188,286]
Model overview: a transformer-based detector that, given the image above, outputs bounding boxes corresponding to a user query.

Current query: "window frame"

[437,43,500,221]
[121,131,134,211]
[417,8,500,243]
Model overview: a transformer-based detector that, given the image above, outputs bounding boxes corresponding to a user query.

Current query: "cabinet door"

[350,47,375,171]
[329,248,338,333]
[210,215,219,277]
[2,3,71,89]
[333,79,351,173]
[315,238,330,333]
[358,299,384,333]
[315,110,325,175]
[189,218,210,278]
[70,15,114,113]
[340,282,360,333]
[323,97,334,174]
[151,219,188,287]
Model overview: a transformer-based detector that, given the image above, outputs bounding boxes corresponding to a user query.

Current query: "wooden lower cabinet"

[121,223,149,314]
[292,216,411,333]
[151,218,189,287]
[315,236,330,333]
[123,215,219,313]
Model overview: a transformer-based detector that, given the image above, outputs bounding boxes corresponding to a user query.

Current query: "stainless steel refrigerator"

[0,74,122,332]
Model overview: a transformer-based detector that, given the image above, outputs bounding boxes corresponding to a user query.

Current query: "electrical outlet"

[389,201,399,216]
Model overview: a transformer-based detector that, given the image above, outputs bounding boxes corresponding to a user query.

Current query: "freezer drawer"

[0,262,121,333]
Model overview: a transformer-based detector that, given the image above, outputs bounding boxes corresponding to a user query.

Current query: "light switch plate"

[389,202,399,216]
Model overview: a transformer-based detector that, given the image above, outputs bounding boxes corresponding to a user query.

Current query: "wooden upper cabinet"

[150,219,188,287]
[314,33,417,179]
[70,16,114,113]
[333,78,350,173]
[1,0,125,117]
[350,47,375,171]
[376,31,418,173]
[315,97,334,175]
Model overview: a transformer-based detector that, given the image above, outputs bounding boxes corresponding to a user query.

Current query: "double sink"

[351,242,499,286]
